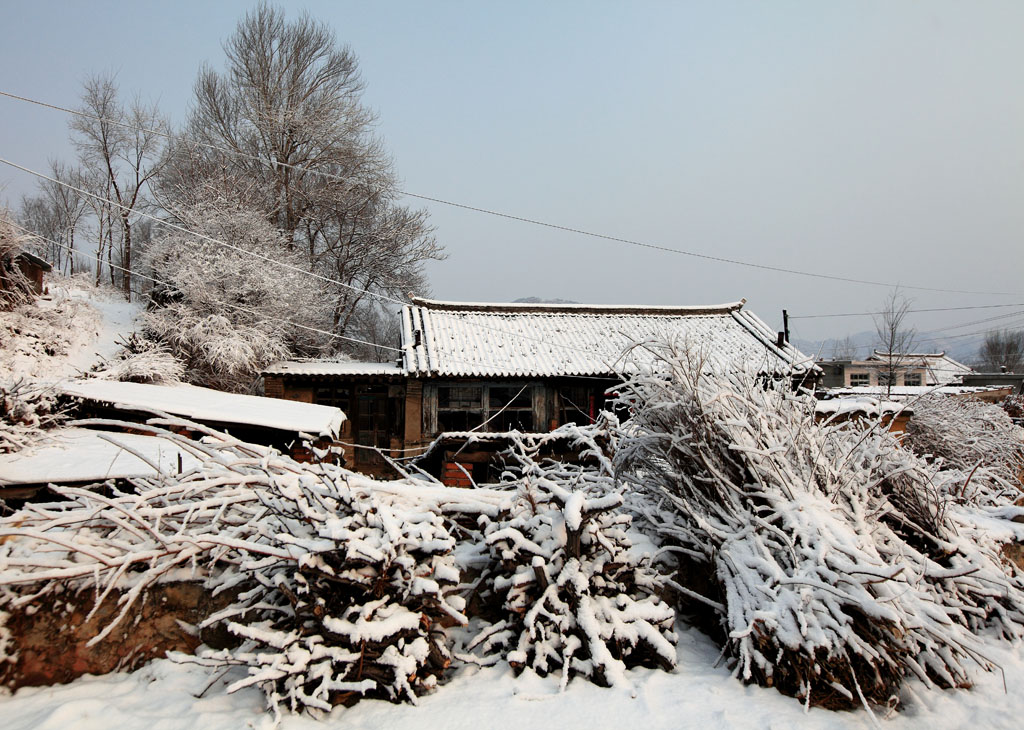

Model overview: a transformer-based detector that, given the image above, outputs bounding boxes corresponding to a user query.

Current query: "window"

[434,383,535,434]
[314,384,351,413]
[556,386,601,426]
[437,385,484,432]
[904,372,922,386]
[849,372,871,387]
[356,385,390,465]
[486,385,534,432]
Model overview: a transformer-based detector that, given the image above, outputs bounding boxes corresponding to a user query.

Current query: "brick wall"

[264,376,284,399]
[441,461,474,487]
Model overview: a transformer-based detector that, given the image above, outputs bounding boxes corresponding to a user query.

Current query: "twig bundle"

[0,419,507,718]
[614,340,1024,710]
[466,427,676,689]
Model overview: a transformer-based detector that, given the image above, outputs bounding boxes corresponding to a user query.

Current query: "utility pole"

[782,309,790,343]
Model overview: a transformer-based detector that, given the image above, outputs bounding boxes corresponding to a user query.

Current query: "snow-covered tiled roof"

[400,297,813,378]
[57,380,346,438]
[263,361,403,377]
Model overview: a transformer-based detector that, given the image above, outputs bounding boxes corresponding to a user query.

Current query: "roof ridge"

[408,296,746,316]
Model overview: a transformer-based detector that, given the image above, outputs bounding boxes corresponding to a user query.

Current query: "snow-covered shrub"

[614,339,1024,711]
[0,610,13,670]
[90,333,185,384]
[0,421,489,718]
[142,202,328,392]
[465,427,676,689]
[0,381,62,454]
[904,394,1024,488]
[0,293,100,381]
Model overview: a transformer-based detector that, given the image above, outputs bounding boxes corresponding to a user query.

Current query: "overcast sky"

[2,1,1022,347]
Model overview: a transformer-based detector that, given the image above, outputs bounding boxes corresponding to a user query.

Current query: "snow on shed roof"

[262,361,403,377]
[399,297,813,378]
[0,428,203,486]
[57,380,345,438]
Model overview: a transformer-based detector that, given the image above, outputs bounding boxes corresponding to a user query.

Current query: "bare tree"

[71,74,168,298]
[157,3,443,350]
[978,329,1024,373]
[874,288,917,396]
[19,161,88,275]
[829,335,860,360]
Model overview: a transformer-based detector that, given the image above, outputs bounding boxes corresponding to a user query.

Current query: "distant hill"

[794,330,980,366]
[513,297,580,305]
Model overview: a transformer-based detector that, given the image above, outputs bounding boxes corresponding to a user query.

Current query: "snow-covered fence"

[613,339,1024,711]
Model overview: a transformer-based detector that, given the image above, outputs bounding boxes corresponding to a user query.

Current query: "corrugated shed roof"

[400,298,812,378]
[58,380,346,438]
[263,361,403,377]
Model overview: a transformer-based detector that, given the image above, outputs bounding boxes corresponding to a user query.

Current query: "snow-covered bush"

[0,381,63,454]
[904,394,1024,488]
[196,476,468,720]
[465,427,676,689]
[89,333,185,384]
[142,203,328,392]
[614,339,1024,711]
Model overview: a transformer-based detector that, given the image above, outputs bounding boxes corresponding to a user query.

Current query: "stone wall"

[0,582,237,691]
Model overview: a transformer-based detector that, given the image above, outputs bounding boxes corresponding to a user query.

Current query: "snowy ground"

[0,275,139,381]
[3,623,1023,730]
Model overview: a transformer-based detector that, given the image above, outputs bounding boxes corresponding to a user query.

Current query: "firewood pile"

[904,393,1024,495]
[0,419,502,718]
[464,429,676,688]
[5,343,1024,720]
[614,340,1024,711]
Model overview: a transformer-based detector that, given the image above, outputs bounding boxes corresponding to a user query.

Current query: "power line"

[916,308,1024,338]
[11,224,637,382]
[790,303,1024,320]
[9,155,811,380]
[0,156,627,370]
[2,88,1020,298]
[915,316,1024,346]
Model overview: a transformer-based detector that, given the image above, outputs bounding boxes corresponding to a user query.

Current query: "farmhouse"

[818,351,972,389]
[263,297,815,481]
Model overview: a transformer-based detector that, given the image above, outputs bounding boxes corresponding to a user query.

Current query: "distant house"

[263,297,816,482]
[817,351,972,389]
[0,249,52,298]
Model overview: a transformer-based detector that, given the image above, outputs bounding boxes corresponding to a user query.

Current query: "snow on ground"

[0,275,140,381]
[3,623,1022,730]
